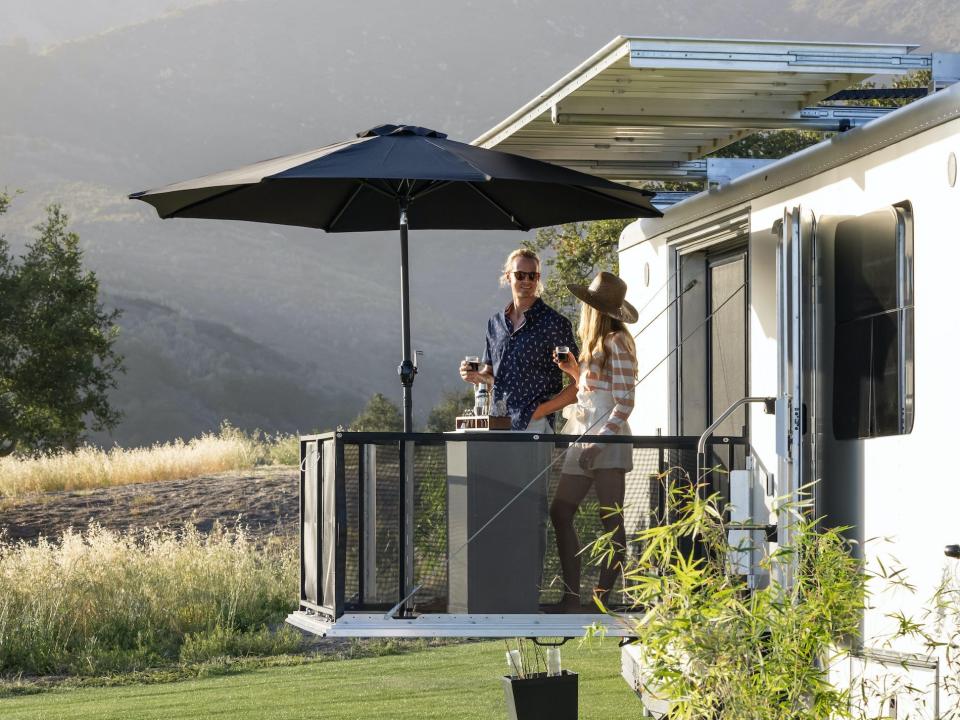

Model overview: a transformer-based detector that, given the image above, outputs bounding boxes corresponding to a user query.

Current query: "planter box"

[502,671,578,720]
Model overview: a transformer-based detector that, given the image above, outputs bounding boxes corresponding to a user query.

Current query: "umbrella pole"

[398,202,415,433]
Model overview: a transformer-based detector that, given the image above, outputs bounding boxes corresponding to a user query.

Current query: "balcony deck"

[292,430,745,638]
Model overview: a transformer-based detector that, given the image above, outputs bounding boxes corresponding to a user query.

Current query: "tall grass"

[0,424,300,497]
[0,524,300,675]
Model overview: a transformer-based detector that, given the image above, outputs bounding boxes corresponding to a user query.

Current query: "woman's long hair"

[577,304,637,374]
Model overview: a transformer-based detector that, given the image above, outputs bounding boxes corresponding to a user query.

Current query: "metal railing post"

[696,397,776,487]
[362,444,378,604]
[395,438,415,615]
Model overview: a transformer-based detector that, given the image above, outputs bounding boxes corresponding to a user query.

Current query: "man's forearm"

[538,382,578,415]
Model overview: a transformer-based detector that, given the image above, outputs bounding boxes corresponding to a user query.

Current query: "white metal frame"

[287,611,642,638]
[474,36,929,184]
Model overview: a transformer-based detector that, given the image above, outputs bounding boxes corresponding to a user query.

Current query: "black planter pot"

[502,671,578,720]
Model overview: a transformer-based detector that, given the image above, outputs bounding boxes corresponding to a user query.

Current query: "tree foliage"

[0,200,124,455]
[424,387,474,433]
[711,70,932,161]
[0,192,17,455]
[837,69,932,109]
[710,129,825,159]
[349,392,403,432]
[523,218,632,323]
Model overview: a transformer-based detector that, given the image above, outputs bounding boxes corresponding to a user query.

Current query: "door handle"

[946,545,960,559]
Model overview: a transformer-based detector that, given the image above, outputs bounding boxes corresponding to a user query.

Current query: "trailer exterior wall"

[619,92,960,714]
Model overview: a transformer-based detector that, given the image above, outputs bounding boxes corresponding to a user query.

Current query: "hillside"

[91,295,365,446]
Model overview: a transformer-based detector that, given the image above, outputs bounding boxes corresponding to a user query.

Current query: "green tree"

[710,129,824,159]
[0,202,124,454]
[524,218,631,323]
[424,387,474,433]
[710,70,932,161]
[349,392,403,432]
[833,69,932,109]
[0,191,17,455]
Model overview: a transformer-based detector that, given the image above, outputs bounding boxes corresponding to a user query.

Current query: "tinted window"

[833,206,913,440]
[835,210,899,322]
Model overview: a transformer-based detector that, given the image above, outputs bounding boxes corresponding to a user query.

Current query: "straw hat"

[567,272,638,324]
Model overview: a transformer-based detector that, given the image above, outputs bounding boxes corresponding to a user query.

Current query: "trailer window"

[833,205,914,439]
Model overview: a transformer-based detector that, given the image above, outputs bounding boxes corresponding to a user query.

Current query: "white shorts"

[559,404,633,477]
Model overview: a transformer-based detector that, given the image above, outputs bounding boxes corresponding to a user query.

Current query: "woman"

[548,271,638,612]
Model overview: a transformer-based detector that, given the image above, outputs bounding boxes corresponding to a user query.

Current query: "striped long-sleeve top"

[577,331,637,435]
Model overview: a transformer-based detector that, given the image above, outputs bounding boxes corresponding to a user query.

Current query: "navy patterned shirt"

[482,298,579,430]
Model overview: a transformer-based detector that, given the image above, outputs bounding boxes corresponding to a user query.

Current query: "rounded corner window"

[832,204,914,440]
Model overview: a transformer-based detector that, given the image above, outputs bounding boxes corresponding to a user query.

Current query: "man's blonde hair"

[500,248,543,295]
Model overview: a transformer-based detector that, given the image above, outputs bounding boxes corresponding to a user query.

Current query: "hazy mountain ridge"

[0,0,225,51]
[91,294,366,447]
[788,0,960,49]
[3,0,957,443]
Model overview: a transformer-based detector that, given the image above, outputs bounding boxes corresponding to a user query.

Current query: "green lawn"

[0,640,638,720]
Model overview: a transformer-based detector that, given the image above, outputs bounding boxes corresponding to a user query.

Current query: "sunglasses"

[510,271,541,282]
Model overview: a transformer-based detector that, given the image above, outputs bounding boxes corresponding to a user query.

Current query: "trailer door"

[776,207,819,582]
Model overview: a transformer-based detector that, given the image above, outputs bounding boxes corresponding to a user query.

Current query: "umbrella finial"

[358,124,448,139]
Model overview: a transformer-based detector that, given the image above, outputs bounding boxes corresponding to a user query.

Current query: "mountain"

[1,0,957,443]
[92,295,365,447]
[0,0,220,50]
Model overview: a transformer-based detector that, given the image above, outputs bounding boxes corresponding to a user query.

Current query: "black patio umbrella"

[130,124,661,431]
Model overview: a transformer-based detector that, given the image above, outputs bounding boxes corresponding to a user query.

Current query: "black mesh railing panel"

[413,444,447,612]
[374,445,400,605]
[343,444,360,607]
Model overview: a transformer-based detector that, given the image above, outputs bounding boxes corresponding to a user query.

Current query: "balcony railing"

[294,430,747,634]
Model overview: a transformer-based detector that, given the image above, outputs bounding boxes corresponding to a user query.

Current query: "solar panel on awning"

[474,37,929,184]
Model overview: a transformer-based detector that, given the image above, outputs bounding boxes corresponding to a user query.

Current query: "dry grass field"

[0,426,298,498]
[0,523,299,676]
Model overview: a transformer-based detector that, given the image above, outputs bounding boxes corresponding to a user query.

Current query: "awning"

[474,36,929,184]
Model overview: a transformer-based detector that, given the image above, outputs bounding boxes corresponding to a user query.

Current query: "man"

[460,248,578,431]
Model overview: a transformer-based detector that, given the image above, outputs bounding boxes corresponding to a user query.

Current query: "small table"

[446,434,553,613]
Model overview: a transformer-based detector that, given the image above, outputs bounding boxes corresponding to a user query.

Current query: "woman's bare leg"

[549,472,593,609]
[592,468,627,605]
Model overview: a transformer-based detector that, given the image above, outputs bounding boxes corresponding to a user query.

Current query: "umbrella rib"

[327,183,365,231]
[466,183,529,231]
[409,180,452,202]
[570,183,658,215]
[362,179,400,200]
[160,184,249,218]
[424,138,491,180]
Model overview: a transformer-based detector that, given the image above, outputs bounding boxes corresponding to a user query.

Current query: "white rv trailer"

[291,35,960,714]
[613,81,960,716]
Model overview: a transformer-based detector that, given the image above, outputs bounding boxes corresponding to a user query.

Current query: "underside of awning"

[474,36,929,184]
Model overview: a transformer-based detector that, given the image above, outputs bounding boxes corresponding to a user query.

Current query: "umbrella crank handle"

[398,350,421,387]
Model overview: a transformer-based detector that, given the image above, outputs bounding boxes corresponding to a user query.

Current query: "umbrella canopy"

[131,124,659,230]
[130,124,662,430]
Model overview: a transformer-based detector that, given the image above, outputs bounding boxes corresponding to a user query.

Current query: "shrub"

[602,474,866,720]
[179,625,303,665]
